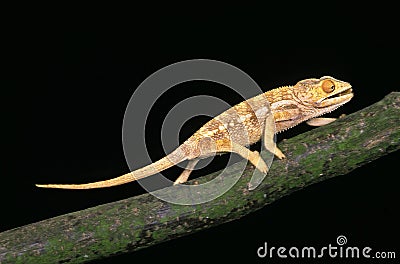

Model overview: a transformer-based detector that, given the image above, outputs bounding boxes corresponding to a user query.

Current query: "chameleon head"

[294,76,354,112]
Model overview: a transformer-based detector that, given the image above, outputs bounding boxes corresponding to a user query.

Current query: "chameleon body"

[36,76,353,189]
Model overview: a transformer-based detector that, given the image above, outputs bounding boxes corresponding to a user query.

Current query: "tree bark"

[1,92,399,263]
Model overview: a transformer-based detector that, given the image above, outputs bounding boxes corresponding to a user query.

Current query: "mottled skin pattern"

[36,76,353,189]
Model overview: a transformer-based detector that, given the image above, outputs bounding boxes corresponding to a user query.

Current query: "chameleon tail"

[35,148,187,189]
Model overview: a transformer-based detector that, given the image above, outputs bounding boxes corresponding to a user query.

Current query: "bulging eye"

[322,80,335,93]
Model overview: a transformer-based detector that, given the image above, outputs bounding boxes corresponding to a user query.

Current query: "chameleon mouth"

[317,86,354,107]
[336,87,353,97]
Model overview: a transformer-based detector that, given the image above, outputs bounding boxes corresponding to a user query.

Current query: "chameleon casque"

[36,76,353,189]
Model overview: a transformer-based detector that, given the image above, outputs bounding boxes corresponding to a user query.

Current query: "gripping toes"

[273,147,286,159]
[249,150,268,173]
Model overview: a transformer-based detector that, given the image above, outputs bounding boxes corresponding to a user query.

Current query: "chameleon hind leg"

[174,137,270,184]
[215,140,268,173]
[174,159,200,185]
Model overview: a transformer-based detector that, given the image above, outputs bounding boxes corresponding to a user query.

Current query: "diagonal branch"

[1,92,399,263]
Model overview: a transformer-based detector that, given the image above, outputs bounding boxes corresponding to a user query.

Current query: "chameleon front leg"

[306,117,337,126]
[173,159,200,185]
[263,114,286,159]
[306,114,347,126]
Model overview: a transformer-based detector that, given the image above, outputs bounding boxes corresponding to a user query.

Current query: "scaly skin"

[36,76,353,189]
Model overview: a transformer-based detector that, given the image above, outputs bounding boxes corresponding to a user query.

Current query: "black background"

[3,3,399,263]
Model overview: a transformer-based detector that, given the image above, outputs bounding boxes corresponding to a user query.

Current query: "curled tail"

[36,148,187,189]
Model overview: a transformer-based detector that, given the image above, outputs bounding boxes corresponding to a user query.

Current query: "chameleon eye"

[322,80,335,93]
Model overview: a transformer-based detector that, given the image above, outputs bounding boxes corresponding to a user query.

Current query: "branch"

[1,92,399,263]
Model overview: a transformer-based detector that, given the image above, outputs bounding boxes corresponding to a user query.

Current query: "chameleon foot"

[174,159,199,185]
[248,150,268,174]
[273,147,286,159]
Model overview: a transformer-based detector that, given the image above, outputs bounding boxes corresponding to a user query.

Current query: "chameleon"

[36,76,353,189]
